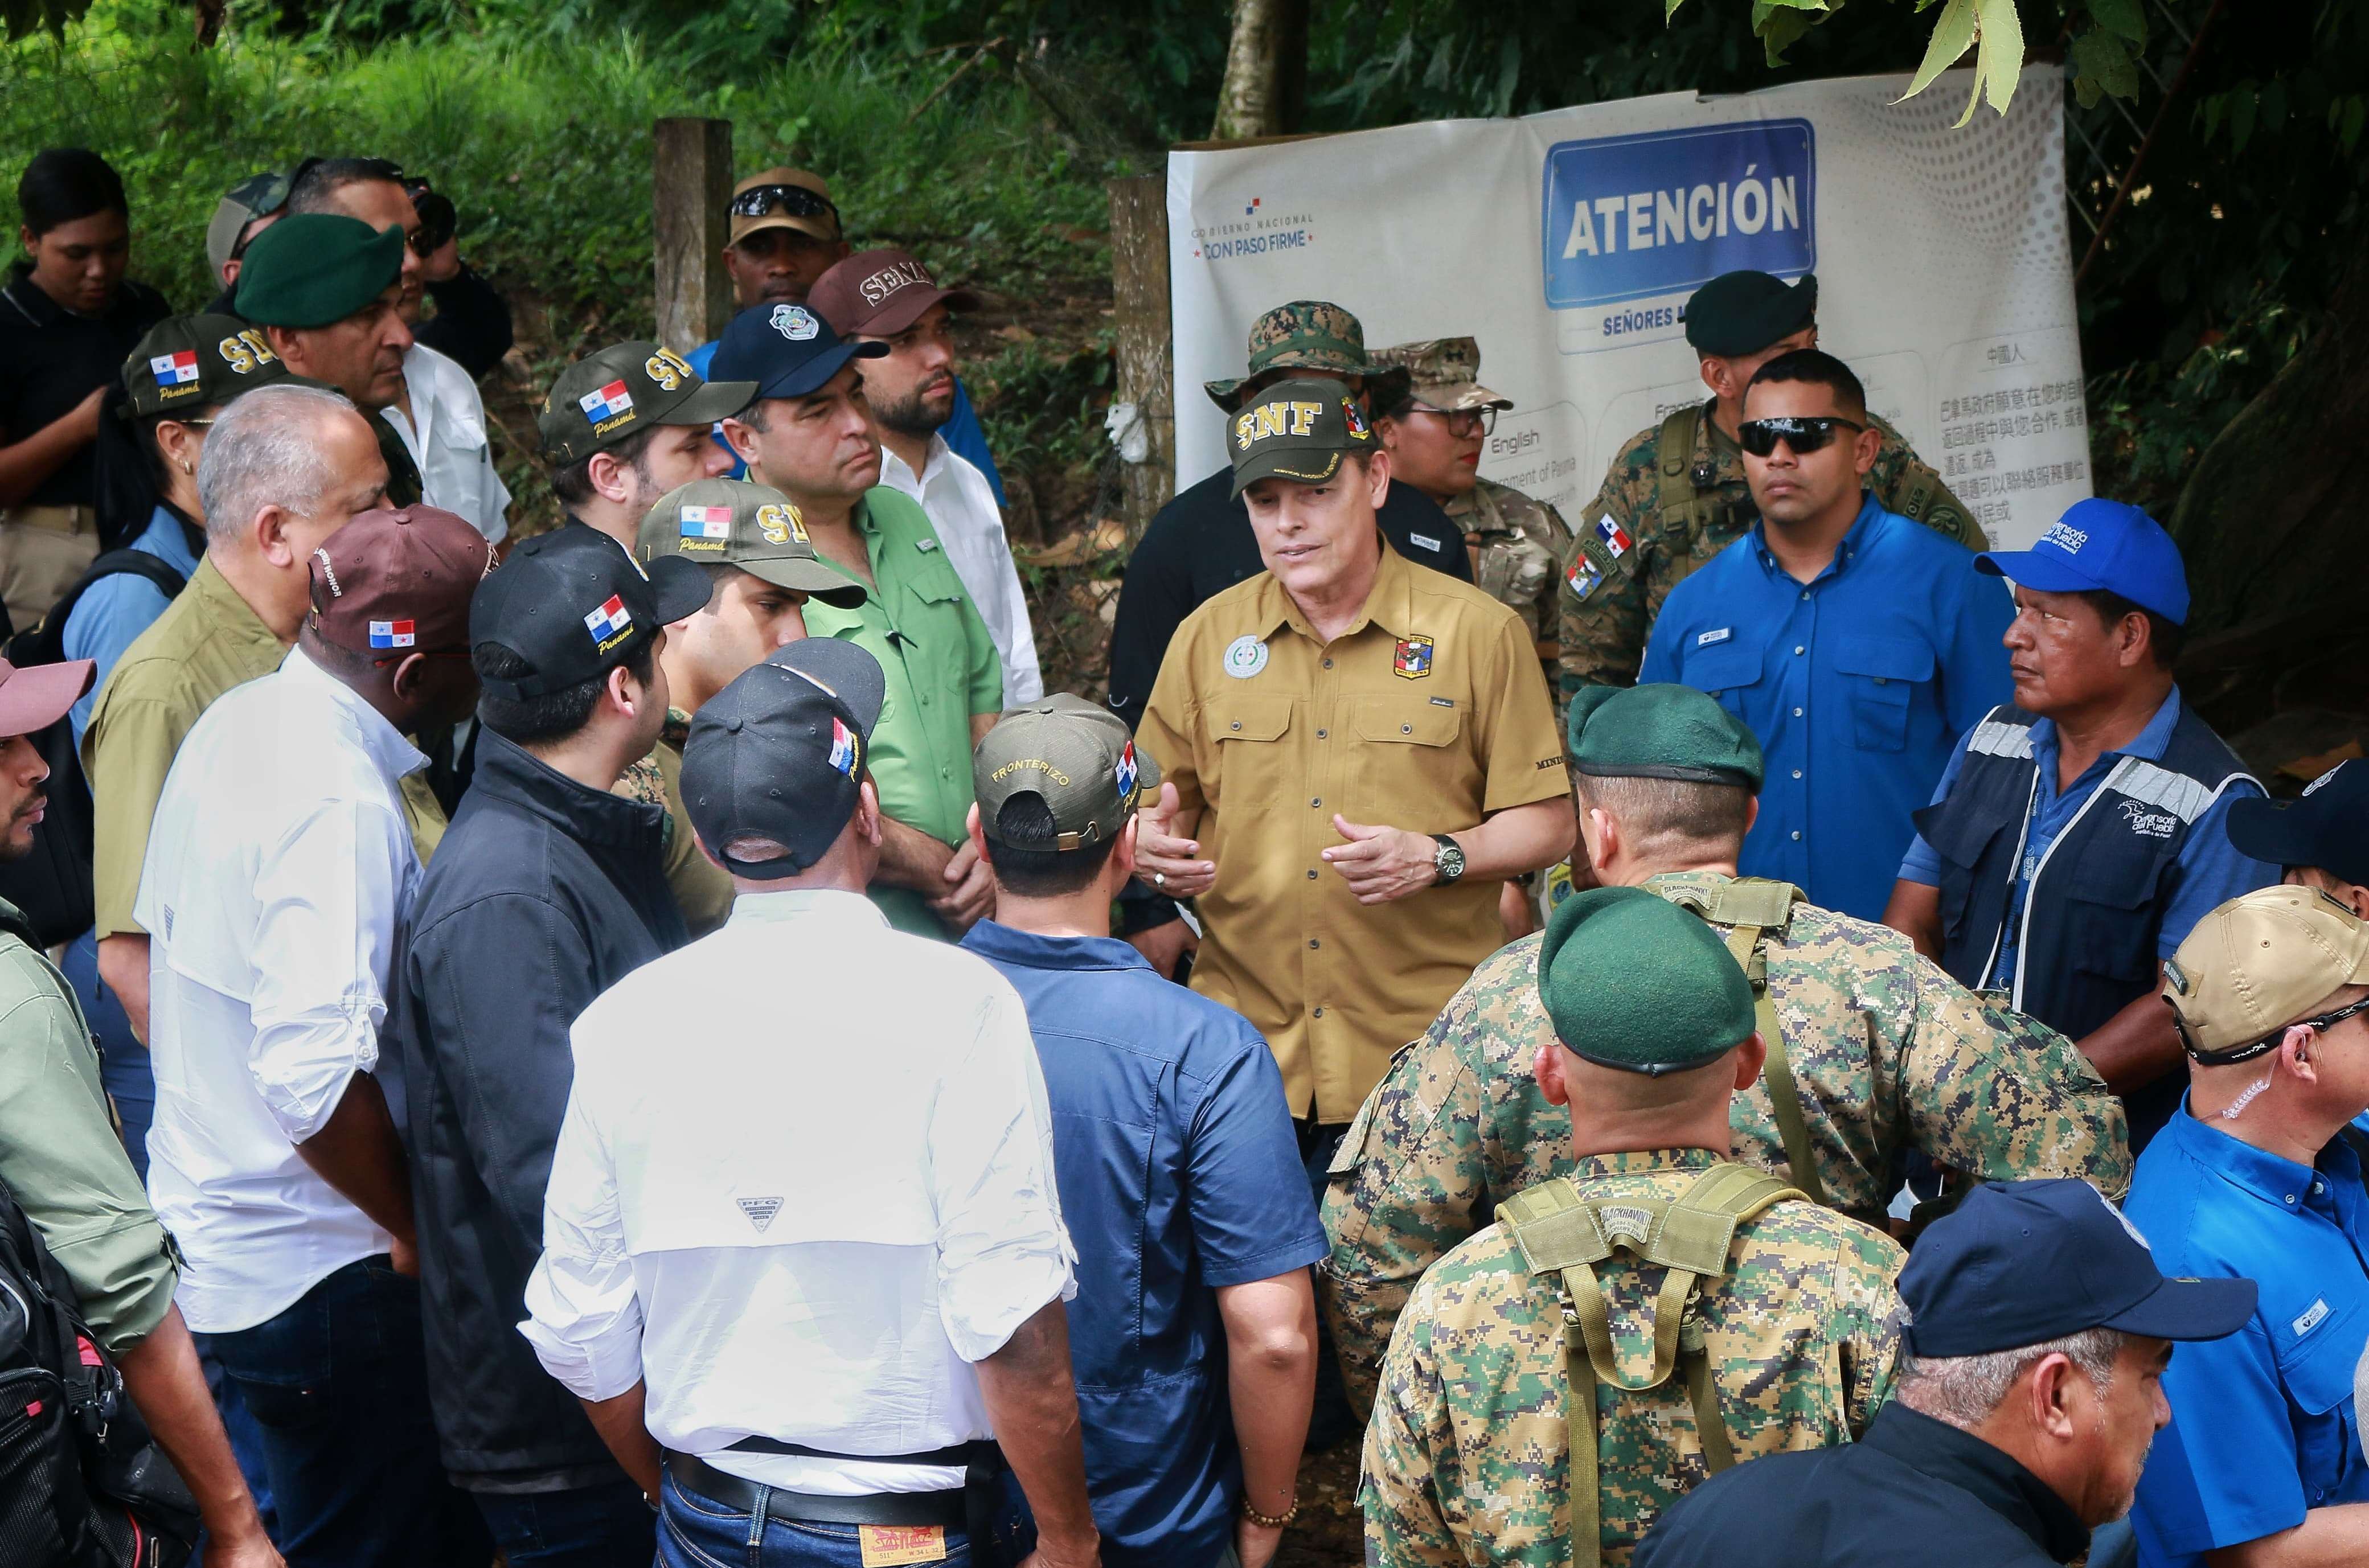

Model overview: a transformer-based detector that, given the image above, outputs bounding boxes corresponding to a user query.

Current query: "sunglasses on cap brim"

[730,184,840,224]
[1736,415,1866,458]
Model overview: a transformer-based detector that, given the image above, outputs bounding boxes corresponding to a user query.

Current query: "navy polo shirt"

[960,920,1327,1568]
[1641,494,2014,921]
[2126,1103,2369,1566]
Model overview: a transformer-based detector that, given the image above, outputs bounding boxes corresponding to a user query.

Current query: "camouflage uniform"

[612,706,735,937]
[1360,1146,1903,1568]
[1558,403,1982,699]
[1321,868,2129,1414]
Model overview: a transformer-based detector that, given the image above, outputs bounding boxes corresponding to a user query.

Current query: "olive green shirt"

[804,487,1004,938]
[0,898,177,1352]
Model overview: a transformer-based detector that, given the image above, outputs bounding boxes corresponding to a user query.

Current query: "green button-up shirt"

[804,486,1005,937]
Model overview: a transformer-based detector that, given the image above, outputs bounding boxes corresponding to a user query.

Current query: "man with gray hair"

[83,380,387,1040]
[1636,1180,2257,1568]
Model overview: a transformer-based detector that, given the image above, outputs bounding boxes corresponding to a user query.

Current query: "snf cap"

[1368,337,1513,413]
[232,214,407,329]
[1684,270,1818,356]
[470,526,708,700]
[1899,1180,2256,1357]
[1227,377,1377,499]
[0,658,93,740]
[711,300,887,404]
[1537,886,1756,1076]
[538,341,757,465]
[307,506,494,655]
[1977,498,2191,626]
[206,169,292,279]
[2226,760,2369,889]
[122,314,297,419]
[974,695,1161,852]
[682,637,887,879]
[635,478,867,608]
[2162,885,2369,1063]
[1565,683,1765,790]
[809,248,982,339]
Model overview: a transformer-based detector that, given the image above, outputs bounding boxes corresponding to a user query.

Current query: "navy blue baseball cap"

[1975,498,2191,625]
[710,301,887,403]
[2227,759,2369,887]
[1899,1180,2256,1357]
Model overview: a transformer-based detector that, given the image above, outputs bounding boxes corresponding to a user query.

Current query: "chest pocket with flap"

[1833,634,1933,753]
[1346,696,1466,827]
[1204,695,1295,809]
[1683,639,1765,729]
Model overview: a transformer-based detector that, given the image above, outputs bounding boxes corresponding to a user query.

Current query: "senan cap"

[974,694,1160,852]
[470,526,708,700]
[1226,377,1378,500]
[681,637,887,879]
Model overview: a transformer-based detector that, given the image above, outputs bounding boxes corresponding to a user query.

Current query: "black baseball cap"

[2226,760,2369,887]
[681,637,887,879]
[470,525,708,699]
[539,340,757,465]
[1899,1180,2256,1358]
[710,300,886,403]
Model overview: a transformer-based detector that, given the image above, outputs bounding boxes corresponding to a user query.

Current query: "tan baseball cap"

[728,167,841,247]
[2163,885,2369,1061]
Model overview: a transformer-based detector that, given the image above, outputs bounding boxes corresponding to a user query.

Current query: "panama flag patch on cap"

[578,380,634,422]
[149,351,200,387]
[827,716,859,778]
[678,504,733,539]
[1114,739,1139,801]
[583,594,633,645]
[367,619,415,650]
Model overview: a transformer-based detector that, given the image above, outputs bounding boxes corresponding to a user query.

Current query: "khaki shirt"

[614,708,734,938]
[1138,543,1565,1122]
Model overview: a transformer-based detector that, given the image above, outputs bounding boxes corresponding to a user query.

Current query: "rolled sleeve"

[1475,610,1568,814]
[519,1077,645,1402]
[930,986,1075,1362]
[2160,781,2278,957]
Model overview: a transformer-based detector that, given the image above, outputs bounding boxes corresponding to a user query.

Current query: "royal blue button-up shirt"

[960,919,1327,1568]
[2128,1102,2369,1566]
[1641,494,2014,921]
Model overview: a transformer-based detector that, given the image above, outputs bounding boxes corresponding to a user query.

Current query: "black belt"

[665,1453,966,1528]
[673,1435,1008,1556]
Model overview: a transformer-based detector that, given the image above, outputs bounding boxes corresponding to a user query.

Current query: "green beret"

[234,214,406,330]
[1566,683,1765,790]
[1538,886,1756,1076]
[1684,270,1817,357]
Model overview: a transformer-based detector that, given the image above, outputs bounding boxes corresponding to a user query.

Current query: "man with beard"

[813,247,1041,703]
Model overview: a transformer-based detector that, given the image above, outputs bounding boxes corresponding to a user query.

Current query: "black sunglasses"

[2177,991,2369,1066]
[1736,416,1866,458]
[729,184,840,225]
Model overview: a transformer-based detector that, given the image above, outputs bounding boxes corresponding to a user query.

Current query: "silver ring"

[1154,872,1167,888]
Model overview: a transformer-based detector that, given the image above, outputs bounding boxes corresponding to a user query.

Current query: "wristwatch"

[1431,833,1466,885]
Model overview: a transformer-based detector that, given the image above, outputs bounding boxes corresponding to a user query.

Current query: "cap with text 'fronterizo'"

[1226,376,1376,500]
[974,693,1159,852]
[470,525,708,699]
[538,340,757,465]
[682,636,887,879]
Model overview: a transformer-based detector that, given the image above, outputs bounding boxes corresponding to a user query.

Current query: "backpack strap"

[1655,405,1702,526]
[7,549,190,668]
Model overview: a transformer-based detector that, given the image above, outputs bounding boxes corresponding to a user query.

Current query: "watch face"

[1436,836,1466,881]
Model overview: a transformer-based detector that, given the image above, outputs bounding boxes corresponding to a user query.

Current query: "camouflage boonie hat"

[1203,299,1409,411]
[1370,337,1513,414]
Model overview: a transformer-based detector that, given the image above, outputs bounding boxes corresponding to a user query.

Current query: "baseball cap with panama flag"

[973,693,1160,853]
[634,478,868,609]
[306,504,494,657]
[681,637,888,879]
[538,341,758,466]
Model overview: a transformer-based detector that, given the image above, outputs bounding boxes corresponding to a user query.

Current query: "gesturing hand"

[1133,781,1215,898]
[1322,816,1441,904]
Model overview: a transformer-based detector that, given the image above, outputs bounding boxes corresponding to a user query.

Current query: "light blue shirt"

[63,504,199,746]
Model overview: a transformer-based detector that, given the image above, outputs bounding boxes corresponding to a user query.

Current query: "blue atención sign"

[1540,120,1817,311]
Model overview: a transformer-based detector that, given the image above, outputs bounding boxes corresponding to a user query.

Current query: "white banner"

[1169,66,2090,549]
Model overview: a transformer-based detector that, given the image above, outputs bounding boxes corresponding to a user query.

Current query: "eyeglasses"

[1409,404,1497,438]
[1736,416,1866,458]
[729,184,841,227]
[2175,991,2369,1066]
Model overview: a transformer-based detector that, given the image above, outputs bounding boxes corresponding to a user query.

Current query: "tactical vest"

[1654,875,1830,1206]
[1502,1163,1805,1568]
[1912,703,2257,1138]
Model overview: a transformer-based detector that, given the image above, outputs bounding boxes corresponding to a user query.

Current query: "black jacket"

[392,732,687,1487]
[1634,1403,2089,1568]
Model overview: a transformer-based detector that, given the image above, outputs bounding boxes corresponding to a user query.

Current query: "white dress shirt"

[136,647,426,1334]
[383,342,512,543]
[879,437,1042,703]
[521,889,1074,1494]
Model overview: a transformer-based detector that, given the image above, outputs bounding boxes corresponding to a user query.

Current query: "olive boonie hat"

[974,694,1161,852]
[539,341,758,465]
[2162,885,2369,1064]
[1538,885,1757,1076]
[1203,299,1409,411]
[122,314,297,419]
[1227,377,1378,500]
[233,214,407,329]
[1565,684,1765,791]
[1684,270,1818,357]
[1369,337,1513,413]
[636,478,867,608]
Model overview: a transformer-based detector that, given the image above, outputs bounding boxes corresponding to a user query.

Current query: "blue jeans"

[474,1479,655,1567]
[204,1258,489,1567]
[658,1468,978,1568]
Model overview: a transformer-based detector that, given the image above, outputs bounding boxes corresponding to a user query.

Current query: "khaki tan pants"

[0,507,99,631]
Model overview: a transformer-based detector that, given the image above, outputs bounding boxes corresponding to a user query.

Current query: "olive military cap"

[1565,683,1766,790]
[1369,336,1513,413]
[122,314,298,419]
[1538,885,1757,1076]
[1227,376,1378,499]
[636,478,866,608]
[1204,299,1410,411]
[233,214,407,330]
[540,340,757,465]
[1684,270,1819,357]
[2163,886,2369,1063]
[974,693,1160,851]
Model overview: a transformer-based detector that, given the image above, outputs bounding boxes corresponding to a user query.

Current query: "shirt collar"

[2161,1093,2360,1211]
[276,645,431,781]
[1570,1147,1725,1180]
[726,886,886,929]
[472,729,669,849]
[1748,491,1886,584]
[190,555,289,652]
[877,435,952,490]
[1253,533,1417,643]
[142,503,204,574]
[2,263,61,328]
[1864,1404,2090,1562]
[2027,686,2184,769]
[961,917,1153,975]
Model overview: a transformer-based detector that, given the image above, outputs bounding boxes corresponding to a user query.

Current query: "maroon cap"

[808,248,982,339]
[307,505,495,656]
[0,659,93,739]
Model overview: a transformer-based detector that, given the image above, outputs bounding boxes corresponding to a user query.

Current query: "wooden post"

[653,117,733,355]
[1108,172,1174,539]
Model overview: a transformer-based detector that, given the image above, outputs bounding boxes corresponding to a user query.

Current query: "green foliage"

[2085,289,2310,517]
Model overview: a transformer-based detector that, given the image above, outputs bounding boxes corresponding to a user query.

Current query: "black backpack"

[0,552,190,948]
[0,1160,198,1566]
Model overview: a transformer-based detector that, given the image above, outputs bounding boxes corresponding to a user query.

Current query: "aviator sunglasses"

[1736,415,1866,458]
